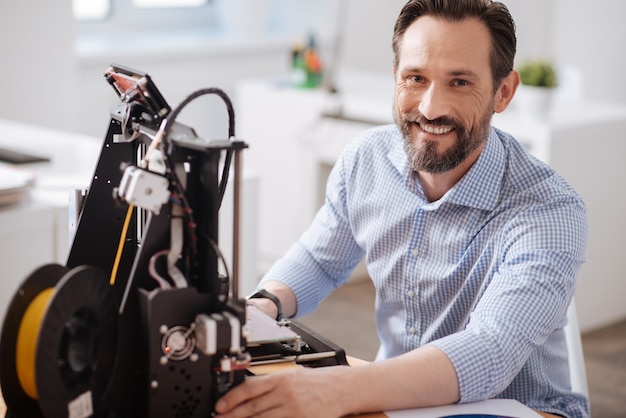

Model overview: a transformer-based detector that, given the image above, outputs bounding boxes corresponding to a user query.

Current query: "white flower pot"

[515,84,555,122]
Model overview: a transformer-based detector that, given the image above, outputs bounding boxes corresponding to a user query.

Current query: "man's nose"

[418,84,451,121]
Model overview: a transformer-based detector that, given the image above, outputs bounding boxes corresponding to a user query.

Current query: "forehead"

[398,15,492,74]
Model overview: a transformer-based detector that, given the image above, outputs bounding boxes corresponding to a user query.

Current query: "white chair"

[564,298,589,398]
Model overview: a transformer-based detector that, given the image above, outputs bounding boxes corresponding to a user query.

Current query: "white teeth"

[419,123,453,135]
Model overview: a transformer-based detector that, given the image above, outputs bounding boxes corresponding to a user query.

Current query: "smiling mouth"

[418,122,454,135]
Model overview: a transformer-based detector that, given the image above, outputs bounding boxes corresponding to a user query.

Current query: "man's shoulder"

[494,128,585,210]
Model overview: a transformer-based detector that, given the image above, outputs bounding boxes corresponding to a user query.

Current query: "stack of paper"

[0,163,36,205]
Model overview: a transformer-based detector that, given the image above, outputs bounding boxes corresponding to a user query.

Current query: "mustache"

[402,111,461,128]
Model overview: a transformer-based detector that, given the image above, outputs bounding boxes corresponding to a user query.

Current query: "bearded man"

[217,1,589,417]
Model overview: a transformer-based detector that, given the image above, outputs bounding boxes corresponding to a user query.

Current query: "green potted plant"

[518,60,558,88]
[515,60,558,121]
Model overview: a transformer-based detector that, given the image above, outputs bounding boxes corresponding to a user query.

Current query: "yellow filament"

[110,204,134,285]
[16,288,54,399]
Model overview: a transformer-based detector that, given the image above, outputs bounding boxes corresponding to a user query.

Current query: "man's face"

[394,16,497,174]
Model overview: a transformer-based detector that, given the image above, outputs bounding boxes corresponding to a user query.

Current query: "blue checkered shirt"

[260,124,589,417]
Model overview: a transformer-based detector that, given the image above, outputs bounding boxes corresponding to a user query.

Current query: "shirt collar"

[446,127,505,211]
[389,131,410,176]
[388,135,425,196]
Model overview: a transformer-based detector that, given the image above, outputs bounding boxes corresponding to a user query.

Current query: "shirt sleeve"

[429,194,588,402]
[258,152,365,317]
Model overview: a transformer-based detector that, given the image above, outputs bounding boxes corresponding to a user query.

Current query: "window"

[73,0,110,21]
[73,0,217,34]
[73,0,210,20]
[74,0,340,58]
[133,0,207,8]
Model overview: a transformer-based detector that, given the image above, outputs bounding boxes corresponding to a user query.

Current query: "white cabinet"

[236,74,392,272]
[237,74,626,332]
[0,120,99,322]
[237,79,329,271]
[0,202,58,320]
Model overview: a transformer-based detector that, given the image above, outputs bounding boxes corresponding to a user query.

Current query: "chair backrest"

[564,298,589,398]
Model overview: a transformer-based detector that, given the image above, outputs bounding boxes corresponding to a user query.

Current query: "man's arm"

[246,280,297,319]
[240,282,460,416]
[215,344,459,418]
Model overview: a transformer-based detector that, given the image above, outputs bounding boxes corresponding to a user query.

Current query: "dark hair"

[392,0,516,90]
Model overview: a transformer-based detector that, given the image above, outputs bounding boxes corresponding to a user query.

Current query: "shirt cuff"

[429,330,502,402]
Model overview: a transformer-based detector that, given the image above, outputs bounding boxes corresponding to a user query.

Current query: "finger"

[228,394,284,418]
[215,375,274,414]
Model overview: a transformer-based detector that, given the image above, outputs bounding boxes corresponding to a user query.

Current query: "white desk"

[236,74,393,274]
[0,119,100,322]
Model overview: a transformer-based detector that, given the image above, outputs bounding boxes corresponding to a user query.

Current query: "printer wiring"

[114,87,237,294]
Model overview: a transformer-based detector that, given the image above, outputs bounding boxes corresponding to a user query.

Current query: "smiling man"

[216,1,589,417]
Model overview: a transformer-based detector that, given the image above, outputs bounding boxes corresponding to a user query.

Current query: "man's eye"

[409,75,425,83]
[453,79,470,87]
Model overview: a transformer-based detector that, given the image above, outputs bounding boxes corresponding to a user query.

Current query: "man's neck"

[416,171,459,202]
[416,143,485,202]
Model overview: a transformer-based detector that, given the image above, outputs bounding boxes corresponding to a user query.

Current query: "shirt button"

[412,248,420,257]
[408,327,417,334]
[406,290,415,298]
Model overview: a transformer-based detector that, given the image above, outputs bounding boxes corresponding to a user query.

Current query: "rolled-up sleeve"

[430,195,587,402]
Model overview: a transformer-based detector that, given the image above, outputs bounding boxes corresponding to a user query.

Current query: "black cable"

[206,236,231,301]
[159,87,235,209]
[218,150,233,209]
[156,87,236,287]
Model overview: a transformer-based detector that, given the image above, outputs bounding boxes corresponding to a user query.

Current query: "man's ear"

[494,70,520,113]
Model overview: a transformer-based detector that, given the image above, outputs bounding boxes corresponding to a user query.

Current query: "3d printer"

[0,65,346,417]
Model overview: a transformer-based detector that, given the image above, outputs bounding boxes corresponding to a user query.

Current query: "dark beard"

[395,106,493,174]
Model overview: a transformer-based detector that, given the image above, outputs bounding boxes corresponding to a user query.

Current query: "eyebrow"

[400,66,480,79]
[449,69,479,78]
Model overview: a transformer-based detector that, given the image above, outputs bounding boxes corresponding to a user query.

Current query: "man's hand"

[215,345,459,417]
[214,367,349,418]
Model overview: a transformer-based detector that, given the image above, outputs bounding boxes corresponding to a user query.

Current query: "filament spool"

[16,287,55,399]
[0,264,118,417]
[0,263,68,416]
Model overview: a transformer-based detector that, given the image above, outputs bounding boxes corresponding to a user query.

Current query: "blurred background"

[2,0,625,136]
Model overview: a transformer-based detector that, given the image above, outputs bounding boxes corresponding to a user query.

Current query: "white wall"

[0,1,77,132]
[337,0,406,75]
[553,0,626,103]
[505,0,555,63]
[75,40,293,141]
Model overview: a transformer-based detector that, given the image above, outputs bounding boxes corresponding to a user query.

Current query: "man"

[216,1,589,417]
